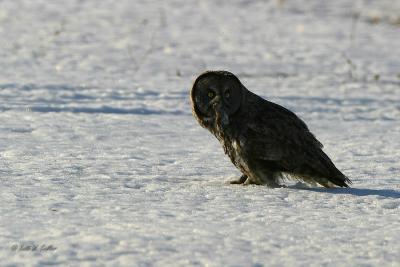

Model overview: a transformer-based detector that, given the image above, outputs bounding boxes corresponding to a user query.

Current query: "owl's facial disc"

[192,71,242,119]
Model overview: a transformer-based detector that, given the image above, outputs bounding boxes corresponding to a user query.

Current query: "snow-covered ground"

[1,0,399,266]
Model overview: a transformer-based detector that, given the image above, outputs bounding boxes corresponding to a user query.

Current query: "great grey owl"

[190,70,351,188]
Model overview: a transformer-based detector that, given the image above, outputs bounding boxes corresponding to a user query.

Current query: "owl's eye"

[224,90,230,98]
[207,91,215,98]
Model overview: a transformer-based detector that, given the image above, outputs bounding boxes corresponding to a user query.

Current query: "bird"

[190,70,351,188]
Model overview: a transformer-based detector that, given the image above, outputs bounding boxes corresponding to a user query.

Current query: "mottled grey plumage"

[190,70,351,188]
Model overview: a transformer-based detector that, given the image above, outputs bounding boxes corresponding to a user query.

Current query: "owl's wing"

[244,100,322,163]
[242,100,350,187]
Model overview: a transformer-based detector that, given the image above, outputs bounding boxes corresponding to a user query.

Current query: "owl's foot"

[229,175,248,184]
[243,176,263,185]
[230,175,284,187]
[243,176,283,187]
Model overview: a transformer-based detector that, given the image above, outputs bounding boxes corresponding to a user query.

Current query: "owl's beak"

[211,96,223,113]
[211,96,229,126]
[210,95,221,106]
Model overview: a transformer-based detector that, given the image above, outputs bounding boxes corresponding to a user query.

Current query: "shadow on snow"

[29,106,185,115]
[298,187,400,198]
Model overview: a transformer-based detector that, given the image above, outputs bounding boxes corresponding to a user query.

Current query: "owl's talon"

[229,175,248,184]
[243,177,263,186]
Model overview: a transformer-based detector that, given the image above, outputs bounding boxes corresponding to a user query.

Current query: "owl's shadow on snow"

[292,185,400,199]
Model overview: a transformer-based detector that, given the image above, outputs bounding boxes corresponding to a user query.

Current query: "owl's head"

[191,71,243,125]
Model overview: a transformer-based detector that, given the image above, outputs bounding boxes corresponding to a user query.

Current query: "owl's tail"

[324,167,351,188]
[312,150,352,188]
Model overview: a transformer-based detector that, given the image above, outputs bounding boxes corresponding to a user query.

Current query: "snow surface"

[1,0,400,266]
